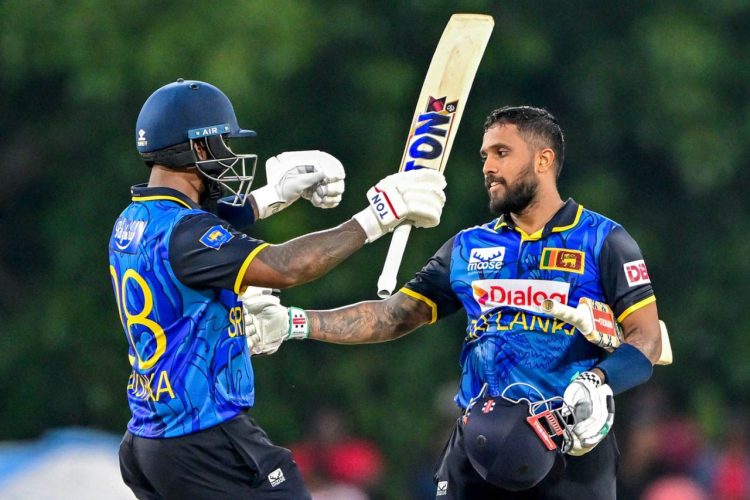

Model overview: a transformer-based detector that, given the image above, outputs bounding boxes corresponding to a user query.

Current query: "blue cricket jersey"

[403,199,655,408]
[108,186,267,438]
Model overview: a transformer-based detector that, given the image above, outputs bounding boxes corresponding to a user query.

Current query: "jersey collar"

[130,184,201,209]
[492,198,583,241]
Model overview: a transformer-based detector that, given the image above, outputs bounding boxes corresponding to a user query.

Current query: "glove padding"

[251,150,345,219]
[352,169,446,243]
[241,287,288,355]
[240,287,309,356]
[562,372,614,456]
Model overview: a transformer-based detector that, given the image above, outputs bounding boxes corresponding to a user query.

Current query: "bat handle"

[377,223,413,298]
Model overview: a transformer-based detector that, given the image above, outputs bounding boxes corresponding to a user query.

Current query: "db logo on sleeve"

[624,259,650,287]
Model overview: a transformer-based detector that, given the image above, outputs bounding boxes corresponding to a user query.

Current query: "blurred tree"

[1,0,749,497]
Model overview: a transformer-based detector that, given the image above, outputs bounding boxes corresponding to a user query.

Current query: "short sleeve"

[402,237,463,323]
[169,213,267,293]
[599,225,655,321]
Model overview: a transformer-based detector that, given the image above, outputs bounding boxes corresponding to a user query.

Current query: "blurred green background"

[1,0,749,498]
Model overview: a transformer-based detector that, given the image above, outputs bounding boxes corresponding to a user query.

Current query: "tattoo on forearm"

[258,220,365,285]
[309,294,432,344]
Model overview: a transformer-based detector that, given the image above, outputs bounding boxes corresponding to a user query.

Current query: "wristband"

[594,343,653,395]
[288,307,309,339]
[217,196,256,229]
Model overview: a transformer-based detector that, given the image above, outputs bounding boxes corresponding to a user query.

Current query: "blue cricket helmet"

[461,383,574,491]
[135,79,256,154]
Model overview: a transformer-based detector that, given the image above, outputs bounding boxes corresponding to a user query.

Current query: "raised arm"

[240,168,446,289]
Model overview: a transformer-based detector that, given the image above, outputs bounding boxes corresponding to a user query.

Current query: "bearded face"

[486,158,538,215]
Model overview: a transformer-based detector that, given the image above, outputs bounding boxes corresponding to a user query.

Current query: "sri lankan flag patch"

[540,248,585,274]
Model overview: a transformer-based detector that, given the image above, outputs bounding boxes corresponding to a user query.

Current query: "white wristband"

[288,307,309,339]
[352,208,385,243]
[251,184,286,220]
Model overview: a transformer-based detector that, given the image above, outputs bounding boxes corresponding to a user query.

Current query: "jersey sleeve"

[599,225,655,322]
[169,213,268,293]
[401,237,463,323]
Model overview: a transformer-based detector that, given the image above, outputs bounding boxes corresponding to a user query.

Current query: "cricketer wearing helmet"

[243,106,664,499]
[109,79,447,499]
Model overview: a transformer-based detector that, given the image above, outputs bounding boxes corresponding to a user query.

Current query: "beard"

[487,161,538,215]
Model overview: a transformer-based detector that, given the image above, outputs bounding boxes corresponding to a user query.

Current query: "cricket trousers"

[119,411,311,499]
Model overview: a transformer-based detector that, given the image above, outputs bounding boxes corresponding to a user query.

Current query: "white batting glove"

[251,151,345,219]
[352,169,446,243]
[240,287,309,356]
[562,372,615,456]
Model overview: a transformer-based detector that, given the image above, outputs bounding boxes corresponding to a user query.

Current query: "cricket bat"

[540,299,673,366]
[376,14,494,298]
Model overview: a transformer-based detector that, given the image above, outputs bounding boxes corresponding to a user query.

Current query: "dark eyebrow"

[479,141,511,156]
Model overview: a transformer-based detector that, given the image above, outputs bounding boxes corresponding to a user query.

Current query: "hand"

[562,372,614,456]
[240,287,310,355]
[299,152,345,209]
[241,287,288,355]
[352,169,446,243]
[251,151,345,219]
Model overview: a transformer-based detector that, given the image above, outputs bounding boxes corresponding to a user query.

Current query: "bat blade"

[377,14,494,298]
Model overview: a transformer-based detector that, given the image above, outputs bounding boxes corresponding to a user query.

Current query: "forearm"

[308,294,431,344]
[249,219,366,288]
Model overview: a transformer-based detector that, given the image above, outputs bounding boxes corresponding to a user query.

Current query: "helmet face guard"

[189,129,257,205]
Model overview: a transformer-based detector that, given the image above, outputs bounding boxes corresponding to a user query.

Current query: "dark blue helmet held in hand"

[136,79,258,205]
[462,383,574,491]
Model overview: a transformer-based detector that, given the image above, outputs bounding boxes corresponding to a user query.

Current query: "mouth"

[485,177,505,193]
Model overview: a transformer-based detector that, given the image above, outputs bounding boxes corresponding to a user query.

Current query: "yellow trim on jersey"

[132,195,192,209]
[551,204,584,234]
[399,287,437,324]
[617,295,656,323]
[234,243,270,294]
[492,204,584,240]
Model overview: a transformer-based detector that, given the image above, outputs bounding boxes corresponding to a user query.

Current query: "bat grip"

[377,223,413,298]
[541,299,590,332]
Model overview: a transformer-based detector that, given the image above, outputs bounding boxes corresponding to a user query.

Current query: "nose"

[482,157,496,177]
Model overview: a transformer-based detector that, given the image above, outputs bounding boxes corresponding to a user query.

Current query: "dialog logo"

[471,279,571,313]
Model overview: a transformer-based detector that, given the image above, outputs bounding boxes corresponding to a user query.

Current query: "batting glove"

[251,151,345,219]
[562,371,615,456]
[241,287,309,356]
[352,169,446,243]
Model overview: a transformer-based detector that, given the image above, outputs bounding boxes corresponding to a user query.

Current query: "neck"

[510,187,564,235]
[148,164,204,204]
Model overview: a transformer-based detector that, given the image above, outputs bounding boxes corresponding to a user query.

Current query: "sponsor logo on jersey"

[436,481,448,496]
[199,225,234,250]
[471,279,571,313]
[540,248,585,274]
[468,246,506,272]
[112,217,147,254]
[268,468,286,487]
[403,96,458,171]
[624,259,650,287]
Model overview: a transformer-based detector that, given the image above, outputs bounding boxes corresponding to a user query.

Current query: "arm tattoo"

[257,219,366,286]
[308,293,433,344]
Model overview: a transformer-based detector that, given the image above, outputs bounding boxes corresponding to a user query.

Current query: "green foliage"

[1,0,749,497]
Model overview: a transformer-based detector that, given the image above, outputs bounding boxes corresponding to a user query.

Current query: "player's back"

[108,188,254,438]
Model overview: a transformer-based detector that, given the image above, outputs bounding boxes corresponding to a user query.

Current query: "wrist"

[250,184,285,219]
[288,307,309,339]
[352,208,385,243]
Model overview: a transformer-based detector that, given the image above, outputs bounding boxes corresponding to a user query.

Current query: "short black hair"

[484,106,565,177]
